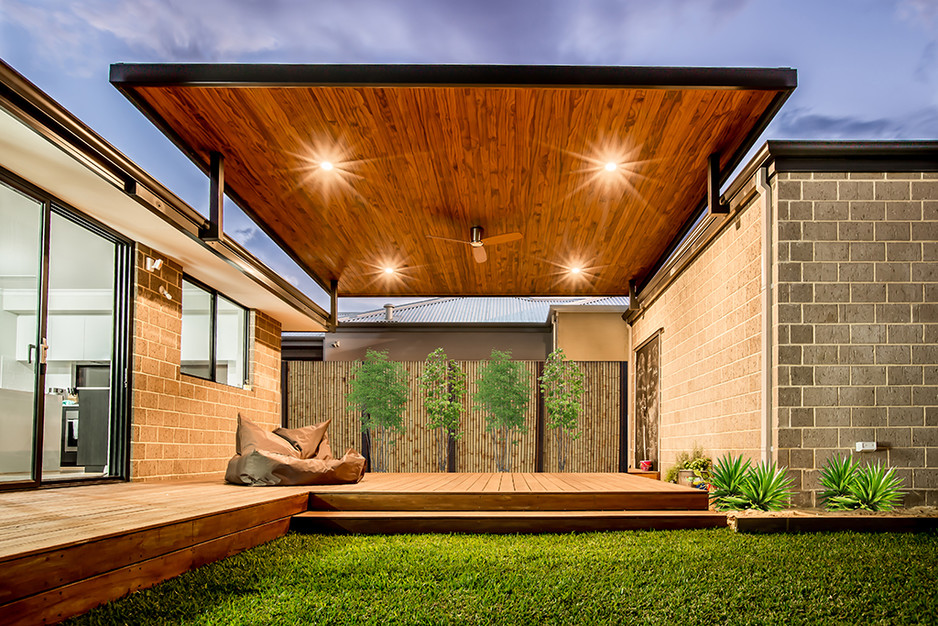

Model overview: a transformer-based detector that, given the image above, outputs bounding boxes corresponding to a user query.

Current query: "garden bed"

[727,506,938,533]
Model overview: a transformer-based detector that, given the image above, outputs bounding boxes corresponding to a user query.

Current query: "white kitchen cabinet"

[83,315,112,360]
[16,314,112,362]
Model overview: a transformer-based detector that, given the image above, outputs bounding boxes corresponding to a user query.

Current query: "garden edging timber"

[727,507,938,533]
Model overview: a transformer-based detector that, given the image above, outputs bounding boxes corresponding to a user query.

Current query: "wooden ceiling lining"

[131,79,785,296]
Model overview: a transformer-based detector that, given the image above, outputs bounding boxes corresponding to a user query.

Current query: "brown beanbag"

[225,415,363,486]
[225,448,365,486]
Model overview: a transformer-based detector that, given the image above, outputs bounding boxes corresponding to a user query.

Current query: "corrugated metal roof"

[339,296,629,324]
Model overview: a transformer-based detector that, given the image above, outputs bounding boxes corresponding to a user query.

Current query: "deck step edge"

[294,510,725,518]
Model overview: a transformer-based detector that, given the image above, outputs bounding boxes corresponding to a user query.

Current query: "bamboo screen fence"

[285,360,625,473]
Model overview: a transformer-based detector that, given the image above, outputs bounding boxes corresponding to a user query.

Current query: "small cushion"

[274,419,331,459]
[235,414,298,457]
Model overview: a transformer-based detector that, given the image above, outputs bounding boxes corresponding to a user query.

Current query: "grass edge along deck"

[0,474,718,625]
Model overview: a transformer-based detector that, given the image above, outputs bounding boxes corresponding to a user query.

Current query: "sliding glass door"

[0,182,44,485]
[42,211,122,480]
[0,172,131,488]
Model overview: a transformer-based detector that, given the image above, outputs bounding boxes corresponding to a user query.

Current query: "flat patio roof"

[111,64,795,298]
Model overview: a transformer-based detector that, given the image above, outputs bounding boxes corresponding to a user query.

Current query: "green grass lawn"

[69,529,938,625]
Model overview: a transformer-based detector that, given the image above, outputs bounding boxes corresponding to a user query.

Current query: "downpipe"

[756,166,773,464]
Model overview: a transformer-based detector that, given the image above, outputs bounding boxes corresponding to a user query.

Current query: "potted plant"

[664,444,712,486]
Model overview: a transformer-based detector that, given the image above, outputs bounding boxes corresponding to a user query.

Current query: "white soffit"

[0,105,323,331]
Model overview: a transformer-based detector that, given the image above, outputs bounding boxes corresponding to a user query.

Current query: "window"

[181,278,248,387]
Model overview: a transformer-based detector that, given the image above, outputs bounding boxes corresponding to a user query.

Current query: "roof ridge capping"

[109,63,796,90]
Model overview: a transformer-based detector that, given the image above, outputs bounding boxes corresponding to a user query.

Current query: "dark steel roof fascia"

[109,63,797,90]
[766,140,938,172]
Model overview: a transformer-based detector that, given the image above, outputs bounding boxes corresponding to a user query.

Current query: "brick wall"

[775,172,938,505]
[630,192,765,474]
[131,244,282,481]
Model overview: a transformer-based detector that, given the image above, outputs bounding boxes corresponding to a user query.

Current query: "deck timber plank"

[513,473,532,492]
[465,473,490,491]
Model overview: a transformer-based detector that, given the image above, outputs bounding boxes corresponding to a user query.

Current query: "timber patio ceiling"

[110,64,796,297]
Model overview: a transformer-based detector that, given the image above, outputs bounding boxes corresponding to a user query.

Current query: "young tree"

[346,349,409,472]
[474,350,530,472]
[420,348,466,472]
[538,348,584,471]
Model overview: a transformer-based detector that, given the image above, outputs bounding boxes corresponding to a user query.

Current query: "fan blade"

[472,246,488,263]
[427,234,471,245]
[484,232,523,246]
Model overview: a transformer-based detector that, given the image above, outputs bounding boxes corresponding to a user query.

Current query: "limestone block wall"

[131,244,282,481]
[774,172,938,505]
[630,192,765,474]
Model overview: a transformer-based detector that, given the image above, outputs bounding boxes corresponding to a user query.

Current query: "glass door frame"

[0,167,133,491]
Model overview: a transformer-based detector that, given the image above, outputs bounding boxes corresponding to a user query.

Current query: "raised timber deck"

[0,480,310,626]
[306,472,710,511]
[294,472,725,535]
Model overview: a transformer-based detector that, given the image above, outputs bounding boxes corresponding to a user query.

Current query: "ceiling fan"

[427,225,523,263]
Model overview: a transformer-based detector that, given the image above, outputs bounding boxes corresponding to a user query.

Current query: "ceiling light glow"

[384,267,395,275]
[570,266,582,274]
[604,161,617,172]
[320,161,334,171]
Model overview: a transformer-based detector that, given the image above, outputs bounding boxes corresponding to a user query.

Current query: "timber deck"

[0,473,722,624]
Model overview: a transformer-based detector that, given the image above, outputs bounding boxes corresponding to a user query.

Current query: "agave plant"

[740,462,793,511]
[828,461,904,512]
[709,454,752,511]
[819,455,860,510]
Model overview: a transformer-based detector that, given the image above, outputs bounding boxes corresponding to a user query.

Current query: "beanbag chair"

[225,415,365,486]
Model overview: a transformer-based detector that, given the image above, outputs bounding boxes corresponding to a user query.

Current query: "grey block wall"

[774,172,938,506]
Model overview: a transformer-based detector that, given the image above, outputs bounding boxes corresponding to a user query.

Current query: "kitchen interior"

[1,183,119,483]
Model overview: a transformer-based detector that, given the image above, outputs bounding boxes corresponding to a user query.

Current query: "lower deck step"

[308,491,710,512]
[291,510,727,534]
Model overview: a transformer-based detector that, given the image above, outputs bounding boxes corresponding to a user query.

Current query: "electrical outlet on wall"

[855,441,877,452]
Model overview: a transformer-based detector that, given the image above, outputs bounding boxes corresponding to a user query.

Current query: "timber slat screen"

[285,361,624,473]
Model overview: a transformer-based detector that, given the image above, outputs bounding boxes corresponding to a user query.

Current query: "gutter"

[756,166,774,463]
[336,322,552,333]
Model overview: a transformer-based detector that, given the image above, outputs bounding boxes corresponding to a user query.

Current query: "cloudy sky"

[1,0,936,310]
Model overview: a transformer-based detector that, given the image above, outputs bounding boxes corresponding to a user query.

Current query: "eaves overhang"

[0,59,329,330]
